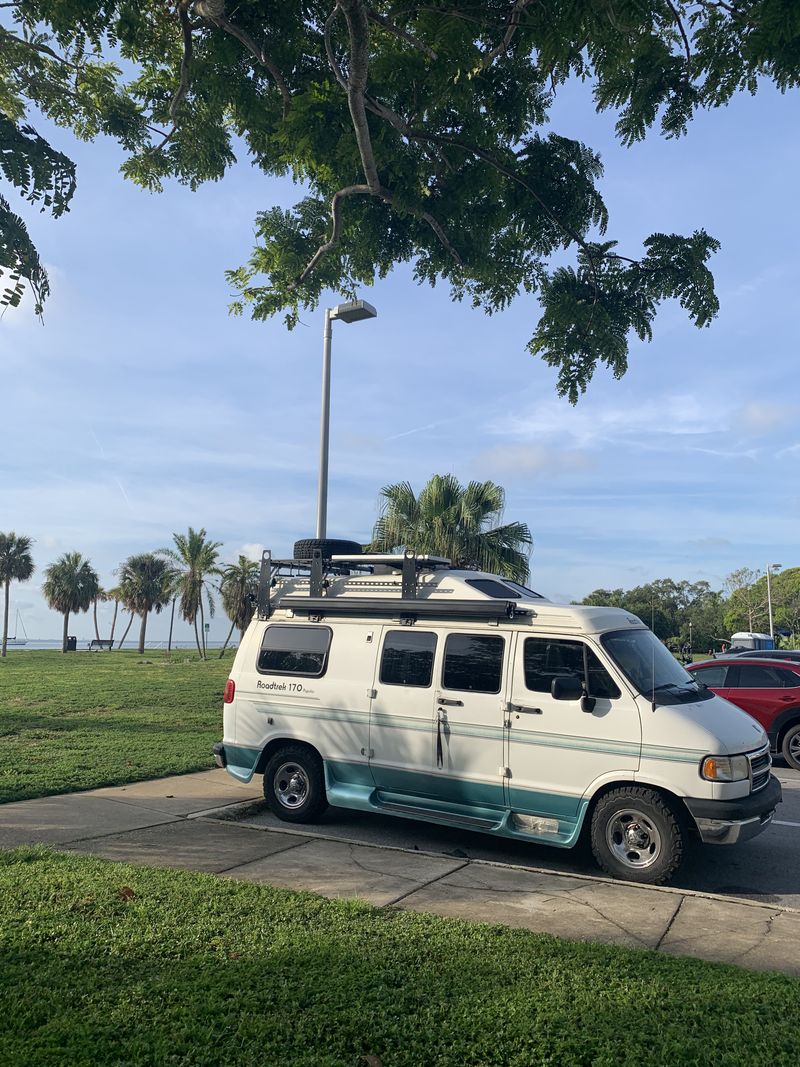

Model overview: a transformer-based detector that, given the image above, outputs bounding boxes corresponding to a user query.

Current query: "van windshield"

[601,629,714,705]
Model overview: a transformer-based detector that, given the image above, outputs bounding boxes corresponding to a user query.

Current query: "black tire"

[781,722,800,771]
[590,786,685,885]
[293,538,362,560]
[262,745,328,823]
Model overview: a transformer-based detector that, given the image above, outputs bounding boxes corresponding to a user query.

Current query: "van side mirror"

[551,675,583,701]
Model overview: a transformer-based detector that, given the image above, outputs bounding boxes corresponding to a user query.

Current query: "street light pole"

[767,562,782,641]
[314,299,378,540]
[315,308,333,539]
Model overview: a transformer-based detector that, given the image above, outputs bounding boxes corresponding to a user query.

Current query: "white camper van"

[216,546,781,884]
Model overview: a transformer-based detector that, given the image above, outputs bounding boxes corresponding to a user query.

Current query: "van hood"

[638,693,768,756]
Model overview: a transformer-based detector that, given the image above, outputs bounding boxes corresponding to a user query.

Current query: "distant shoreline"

[3,640,233,653]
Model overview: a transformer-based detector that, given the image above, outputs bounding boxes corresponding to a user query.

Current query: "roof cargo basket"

[256,547,466,620]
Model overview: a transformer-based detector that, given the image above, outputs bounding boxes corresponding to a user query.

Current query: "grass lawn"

[0,848,798,1067]
[0,651,230,803]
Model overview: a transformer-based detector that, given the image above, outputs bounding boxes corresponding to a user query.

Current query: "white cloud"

[477,443,593,478]
[737,401,798,435]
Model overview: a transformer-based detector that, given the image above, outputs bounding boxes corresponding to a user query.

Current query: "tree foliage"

[2,2,800,394]
[581,577,724,650]
[159,526,222,659]
[218,554,259,658]
[0,530,34,657]
[371,473,532,581]
[41,550,100,652]
[118,552,173,654]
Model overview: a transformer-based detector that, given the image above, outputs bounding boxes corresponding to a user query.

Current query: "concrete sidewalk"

[1,769,799,976]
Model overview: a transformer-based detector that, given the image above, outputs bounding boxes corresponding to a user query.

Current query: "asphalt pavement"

[233,763,800,910]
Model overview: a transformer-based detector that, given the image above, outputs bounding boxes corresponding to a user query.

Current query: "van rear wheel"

[590,787,685,884]
[263,746,328,823]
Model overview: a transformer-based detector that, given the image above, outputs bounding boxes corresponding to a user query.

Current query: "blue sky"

[3,74,799,641]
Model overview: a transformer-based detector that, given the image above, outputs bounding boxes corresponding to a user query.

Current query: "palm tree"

[105,584,123,650]
[164,565,183,653]
[42,552,100,652]
[218,556,259,658]
[118,554,173,655]
[92,587,108,641]
[370,475,532,583]
[159,527,222,659]
[0,532,35,658]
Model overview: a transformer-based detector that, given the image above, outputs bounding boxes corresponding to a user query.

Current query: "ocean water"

[3,639,229,653]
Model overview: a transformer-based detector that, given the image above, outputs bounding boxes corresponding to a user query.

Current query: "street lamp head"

[331,299,378,323]
[772,563,782,570]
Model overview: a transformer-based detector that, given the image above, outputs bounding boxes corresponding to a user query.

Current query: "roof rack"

[256,547,495,621]
[280,595,529,624]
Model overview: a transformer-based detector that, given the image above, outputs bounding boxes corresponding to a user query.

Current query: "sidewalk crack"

[383,860,471,908]
[655,895,685,950]
[215,838,313,875]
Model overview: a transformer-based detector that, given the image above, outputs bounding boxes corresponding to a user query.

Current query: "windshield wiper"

[647,681,701,704]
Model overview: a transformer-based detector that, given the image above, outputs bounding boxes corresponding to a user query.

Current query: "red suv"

[687,657,800,770]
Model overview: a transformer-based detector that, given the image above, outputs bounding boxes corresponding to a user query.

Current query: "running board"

[376,798,500,831]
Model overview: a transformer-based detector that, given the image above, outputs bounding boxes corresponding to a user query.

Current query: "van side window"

[443,634,504,693]
[380,631,437,688]
[257,625,332,677]
[523,638,621,700]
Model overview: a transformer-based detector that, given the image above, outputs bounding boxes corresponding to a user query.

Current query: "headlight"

[701,755,750,782]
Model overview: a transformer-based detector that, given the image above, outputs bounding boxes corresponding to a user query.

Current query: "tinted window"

[380,631,437,688]
[466,579,520,599]
[503,580,545,600]
[692,665,728,688]
[776,669,800,688]
[523,638,621,700]
[258,625,331,676]
[601,629,713,705]
[734,664,788,689]
[443,633,504,693]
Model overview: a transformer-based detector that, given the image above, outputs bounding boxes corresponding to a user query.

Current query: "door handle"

[437,697,463,707]
[506,702,543,715]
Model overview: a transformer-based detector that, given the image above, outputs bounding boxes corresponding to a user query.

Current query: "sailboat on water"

[6,610,28,646]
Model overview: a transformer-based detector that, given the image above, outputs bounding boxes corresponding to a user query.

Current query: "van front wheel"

[590,787,685,884]
[263,746,328,823]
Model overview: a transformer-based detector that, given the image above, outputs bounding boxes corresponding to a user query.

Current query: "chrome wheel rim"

[606,809,662,869]
[789,732,800,764]
[273,762,310,810]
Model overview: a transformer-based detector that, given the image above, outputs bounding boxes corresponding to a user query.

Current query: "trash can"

[66,636,77,652]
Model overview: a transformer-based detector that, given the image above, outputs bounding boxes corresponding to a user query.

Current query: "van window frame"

[521,636,622,700]
[441,632,506,694]
[256,623,333,678]
[379,629,438,689]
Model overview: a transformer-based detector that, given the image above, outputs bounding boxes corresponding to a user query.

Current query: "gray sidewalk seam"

[655,896,685,950]
[214,836,313,875]
[382,860,471,907]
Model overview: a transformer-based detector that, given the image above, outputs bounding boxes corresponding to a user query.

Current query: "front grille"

[749,745,771,793]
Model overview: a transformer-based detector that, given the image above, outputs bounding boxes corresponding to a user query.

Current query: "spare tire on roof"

[293,538,363,560]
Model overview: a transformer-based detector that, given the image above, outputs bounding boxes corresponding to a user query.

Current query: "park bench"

[88,639,114,651]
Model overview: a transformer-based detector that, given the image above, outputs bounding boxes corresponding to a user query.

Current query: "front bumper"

[213,742,227,769]
[684,774,782,845]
